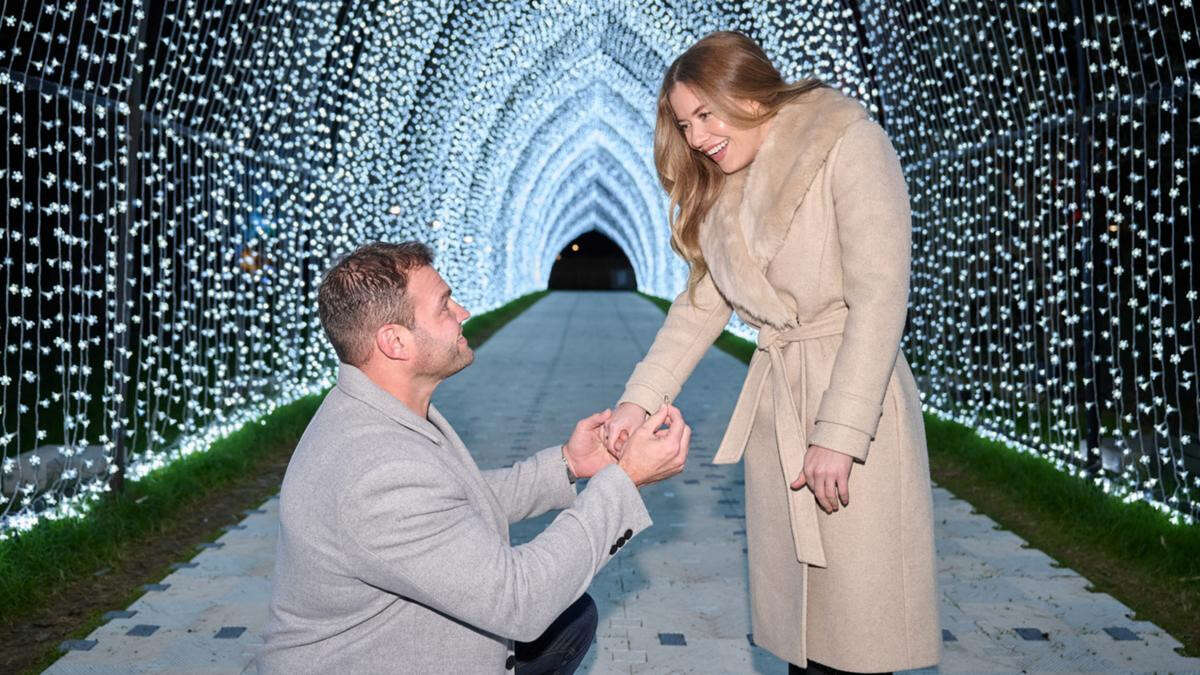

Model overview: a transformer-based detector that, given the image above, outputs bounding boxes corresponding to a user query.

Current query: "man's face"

[406,265,473,379]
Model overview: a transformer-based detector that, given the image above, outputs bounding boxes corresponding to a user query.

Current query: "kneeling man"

[259,242,690,674]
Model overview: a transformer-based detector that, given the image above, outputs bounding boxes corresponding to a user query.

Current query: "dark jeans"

[514,593,598,675]
[788,662,891,675]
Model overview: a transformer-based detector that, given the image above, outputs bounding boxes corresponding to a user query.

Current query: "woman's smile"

[704,139,729,163]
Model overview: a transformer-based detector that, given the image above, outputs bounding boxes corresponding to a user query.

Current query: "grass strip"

[2,394,322,674]
[465,290,550,350]
[2,289,549,673]
[637,292,754,362]
[635,291,1200,656]
[0,395,322,623]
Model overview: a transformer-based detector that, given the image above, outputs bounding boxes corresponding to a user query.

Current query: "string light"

[871,1,1198,525]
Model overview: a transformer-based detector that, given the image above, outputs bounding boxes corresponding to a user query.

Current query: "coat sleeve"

[808,118,912,462]
[618,273,733,412]
[337,458,651,643]
[481,445,576,524]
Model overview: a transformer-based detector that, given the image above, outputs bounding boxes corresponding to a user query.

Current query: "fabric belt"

[711,308,848,568]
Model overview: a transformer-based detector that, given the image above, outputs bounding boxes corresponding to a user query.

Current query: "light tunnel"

[376,32,681,309]
[2,0,1198,533]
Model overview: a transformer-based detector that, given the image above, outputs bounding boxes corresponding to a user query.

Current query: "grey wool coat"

[620,87,940,671]
[259,364,652,674]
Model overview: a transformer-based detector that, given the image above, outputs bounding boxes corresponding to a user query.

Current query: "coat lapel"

[335,364,446,444]
[334,365,509,538]
[700,87,870,329]
[429,406,509,539]
[700,170,797,329]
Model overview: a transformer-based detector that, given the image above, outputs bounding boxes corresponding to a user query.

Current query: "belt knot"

[754,310,850,353]
[756,325,783,352]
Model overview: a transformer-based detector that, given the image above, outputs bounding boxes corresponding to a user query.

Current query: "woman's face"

[668,82,769,174]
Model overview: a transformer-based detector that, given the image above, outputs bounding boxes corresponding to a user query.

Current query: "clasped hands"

[563,403,691,488]
[600,402,853,513]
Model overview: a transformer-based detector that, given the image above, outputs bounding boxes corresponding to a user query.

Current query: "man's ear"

[374,323,412,362]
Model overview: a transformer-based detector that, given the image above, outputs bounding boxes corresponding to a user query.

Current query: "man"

[259,242,691,674]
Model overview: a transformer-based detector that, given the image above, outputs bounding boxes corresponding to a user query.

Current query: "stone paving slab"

[47,292,1200,674]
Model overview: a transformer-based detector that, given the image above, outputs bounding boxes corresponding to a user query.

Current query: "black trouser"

[789,661,892,675]
[514,593,598,675]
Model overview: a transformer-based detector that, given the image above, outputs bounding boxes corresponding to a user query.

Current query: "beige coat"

[620,87,940,671]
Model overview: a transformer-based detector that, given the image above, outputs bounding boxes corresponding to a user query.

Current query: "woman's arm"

[607,274,732,453]
[807,118,912,462]
[619,272,733,412]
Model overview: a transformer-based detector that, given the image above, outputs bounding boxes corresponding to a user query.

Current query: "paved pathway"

[47,292,1200,673]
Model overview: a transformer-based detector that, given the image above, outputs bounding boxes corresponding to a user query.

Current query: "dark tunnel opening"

[547,230,637,290]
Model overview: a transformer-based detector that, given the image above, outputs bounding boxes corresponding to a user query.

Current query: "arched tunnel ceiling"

[321,1,872,311]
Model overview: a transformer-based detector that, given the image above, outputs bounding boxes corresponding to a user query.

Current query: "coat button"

[623,529,633,539]
[609,543,619,555]
[505,654,516,670]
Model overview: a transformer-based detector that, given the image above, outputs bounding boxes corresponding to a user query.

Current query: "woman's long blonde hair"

[655,31,824,291]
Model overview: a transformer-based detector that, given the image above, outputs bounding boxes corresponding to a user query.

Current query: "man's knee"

[572,593,598,649]
[556,594,597,673]
[555,592,597,654]
[515,593,598,674]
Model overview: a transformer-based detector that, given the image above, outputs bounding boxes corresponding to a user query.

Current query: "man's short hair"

[317,241,434,365]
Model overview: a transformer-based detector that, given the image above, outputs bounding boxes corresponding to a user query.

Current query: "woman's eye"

[699,112,709,120]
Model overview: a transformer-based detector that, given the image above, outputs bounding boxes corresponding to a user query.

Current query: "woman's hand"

[604,402,650,458]
[617,404,692,487]
[790,444,853,513]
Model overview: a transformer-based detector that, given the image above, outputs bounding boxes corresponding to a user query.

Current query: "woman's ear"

[724,97,764,127]
[375,323,412,362]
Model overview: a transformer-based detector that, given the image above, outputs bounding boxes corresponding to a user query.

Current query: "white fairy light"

[869,0,1198,524]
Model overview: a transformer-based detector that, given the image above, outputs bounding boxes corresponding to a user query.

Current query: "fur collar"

[699,87,869,329]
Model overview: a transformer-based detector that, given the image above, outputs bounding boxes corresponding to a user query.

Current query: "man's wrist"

[616,457,639,488]
[561,444,578,484]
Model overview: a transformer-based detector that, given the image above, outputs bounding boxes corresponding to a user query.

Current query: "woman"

[604,32,940,674]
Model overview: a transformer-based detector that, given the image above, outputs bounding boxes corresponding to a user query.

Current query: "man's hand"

[603,402,649,459]
[617,405,691,487]
[563,409,618,479]
[790,444,853,513]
